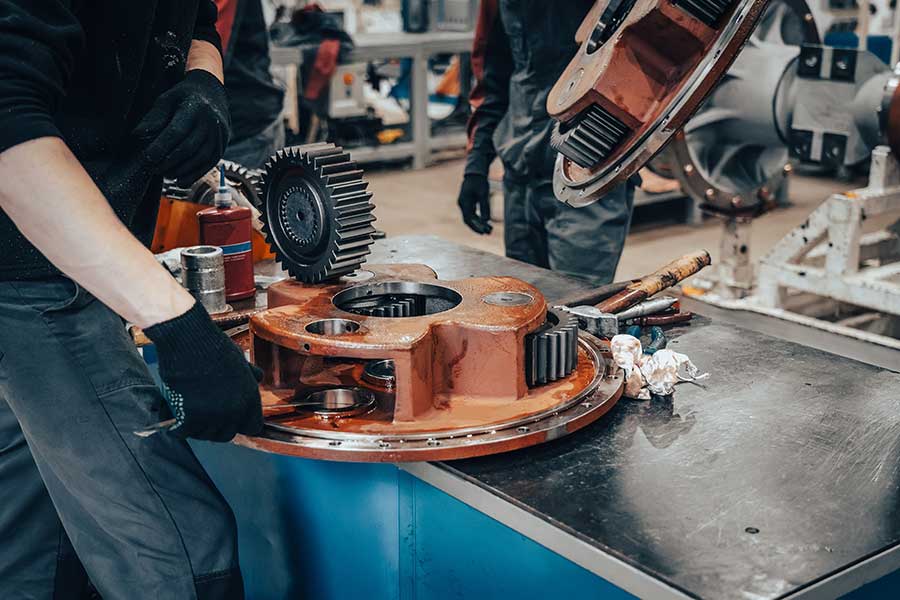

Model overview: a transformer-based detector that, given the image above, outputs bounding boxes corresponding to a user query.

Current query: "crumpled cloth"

[610,334,709,399]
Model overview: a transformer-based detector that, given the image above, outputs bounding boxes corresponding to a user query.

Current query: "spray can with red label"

[198,166,256,302]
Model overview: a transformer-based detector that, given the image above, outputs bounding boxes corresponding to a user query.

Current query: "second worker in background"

[458,0,635,286]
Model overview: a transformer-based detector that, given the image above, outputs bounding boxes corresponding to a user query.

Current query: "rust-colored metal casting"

[548,0,772,206]
[232,264,623,462]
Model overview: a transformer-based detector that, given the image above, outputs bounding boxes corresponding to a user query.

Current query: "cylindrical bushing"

[180,246,228,314]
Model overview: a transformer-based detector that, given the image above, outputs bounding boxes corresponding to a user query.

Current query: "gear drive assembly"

[230,144,625,462]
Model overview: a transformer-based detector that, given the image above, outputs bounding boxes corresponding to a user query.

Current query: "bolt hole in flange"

[334,281,463,318]
[306,318,361,336]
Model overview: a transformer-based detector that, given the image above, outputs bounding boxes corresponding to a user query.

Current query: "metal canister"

[180,246,228,314]
[198,204,256,302]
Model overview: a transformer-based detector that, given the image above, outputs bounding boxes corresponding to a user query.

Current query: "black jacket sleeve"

[0,1,84,155]
[193,0,223,55]
[464,0,513,178]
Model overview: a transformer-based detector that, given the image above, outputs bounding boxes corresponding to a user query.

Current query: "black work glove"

[133,69,232,185]
[457,173,493,235]
[144,302,263,442]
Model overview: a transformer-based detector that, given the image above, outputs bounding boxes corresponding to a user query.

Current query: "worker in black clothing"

[0,2,262,598]
[458,0,635,286]
[216,0,286,168]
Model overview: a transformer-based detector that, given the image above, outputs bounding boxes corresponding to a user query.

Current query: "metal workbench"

[270,31,473,169]
[194,235,900,599]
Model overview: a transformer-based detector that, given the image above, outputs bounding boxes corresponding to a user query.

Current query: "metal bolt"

[783,163,793,174]
[731,196,742,207]
[517,426,530,433]
[378,441,391,449]
[804,55,818,68]
[426,439,441,447]
[835,59,848,71]
[328,441,342,447]
[684,164,694,174]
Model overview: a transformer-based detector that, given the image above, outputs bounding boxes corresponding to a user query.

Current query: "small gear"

[220,161,263,207]
[551,104,630,169]
[524,308,580,388]
[163,161,264,206]
[258,144,376,283]
[340,295,426,318]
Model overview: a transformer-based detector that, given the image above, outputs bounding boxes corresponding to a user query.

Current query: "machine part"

[524,308,580,387]
[239,264,624,462]
[257,144,376,283]
[549,0,771,207]
[280,387,378,420]
[165,161,263,207]
[180,246,228,314]
[482,292,535,307]
[789,45,890,167]
[363,360,396,389]
[663,0,819,217]
[333,281,461,318]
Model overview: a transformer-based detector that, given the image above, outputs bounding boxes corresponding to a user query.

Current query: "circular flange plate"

[232,332,624,462]
[549,0,772,207]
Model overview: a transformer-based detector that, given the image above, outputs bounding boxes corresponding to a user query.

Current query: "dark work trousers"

[0,278,243,599]
[502,174,635,286]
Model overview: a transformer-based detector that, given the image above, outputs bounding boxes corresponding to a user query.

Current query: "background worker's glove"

[457,173,493,235]
[133,69,232,185]
[144,302,263,442]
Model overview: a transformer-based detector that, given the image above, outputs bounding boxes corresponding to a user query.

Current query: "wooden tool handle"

[597,249,711,314]
[632,249,711,297]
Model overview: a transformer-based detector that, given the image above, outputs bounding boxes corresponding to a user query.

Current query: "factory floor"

[367,157,862,280]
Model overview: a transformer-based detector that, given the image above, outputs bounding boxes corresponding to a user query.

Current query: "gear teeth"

[525,308,579,388]
[257,144,377,283]
[672,0,734,26]
[551,105,630,169]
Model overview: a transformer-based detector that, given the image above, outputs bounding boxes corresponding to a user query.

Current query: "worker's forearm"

[187,39,224,83]
[0,137,194,328]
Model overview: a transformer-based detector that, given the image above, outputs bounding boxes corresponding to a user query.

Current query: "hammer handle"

[596,250,711,314]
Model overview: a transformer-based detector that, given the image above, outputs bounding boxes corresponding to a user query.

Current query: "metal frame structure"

[690,146,900,349]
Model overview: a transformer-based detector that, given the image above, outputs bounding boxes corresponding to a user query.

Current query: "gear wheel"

[162,161,264,206]
[341,295,426,318]
[524,308,580,388]
[220,161,263,207]
[258,144,376,283]
[550,104,630,169]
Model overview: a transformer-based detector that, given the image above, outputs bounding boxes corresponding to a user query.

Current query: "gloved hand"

[144,302,263,442]
[457,173,493,235]
[133,69,232,185]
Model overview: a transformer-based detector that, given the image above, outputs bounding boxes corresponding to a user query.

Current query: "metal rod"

[858,0,871,51]
[892,7,900,65]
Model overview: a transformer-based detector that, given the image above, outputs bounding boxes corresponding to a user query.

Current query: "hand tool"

[556,279,635,307]
[626,311,694,327]
[560,296,683,340]
[614,297,678,321]
[133,418,178,438]
[625,325,668,355]
[596,250,711,315]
